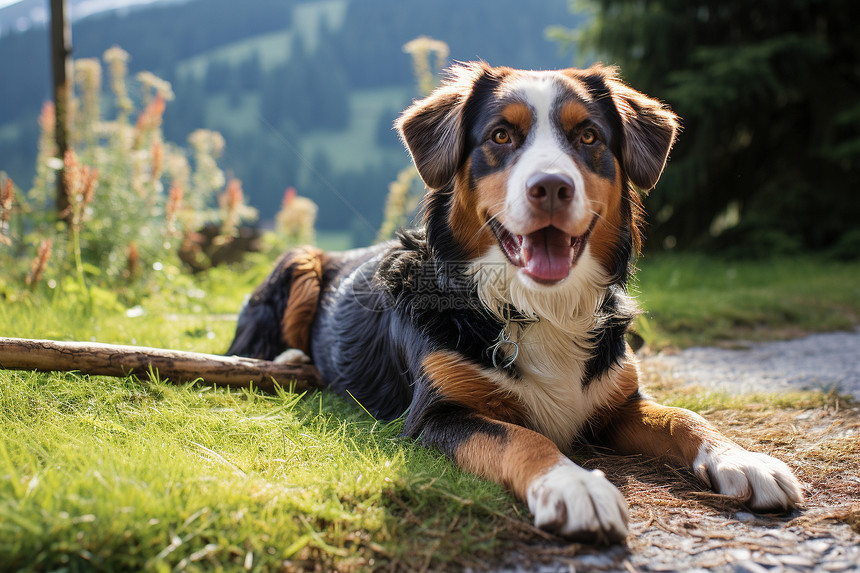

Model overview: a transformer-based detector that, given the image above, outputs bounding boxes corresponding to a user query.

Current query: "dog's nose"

[526,173,575,212]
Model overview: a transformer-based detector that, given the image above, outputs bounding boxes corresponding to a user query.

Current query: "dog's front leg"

[418,407,628,543]
[599,395,804,511]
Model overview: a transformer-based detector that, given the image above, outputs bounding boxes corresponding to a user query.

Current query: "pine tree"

[563,0,860,254]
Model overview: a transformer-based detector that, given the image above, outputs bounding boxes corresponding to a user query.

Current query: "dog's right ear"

[396,62,490,189]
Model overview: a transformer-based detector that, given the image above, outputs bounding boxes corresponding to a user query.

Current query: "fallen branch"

[0,337,322,392]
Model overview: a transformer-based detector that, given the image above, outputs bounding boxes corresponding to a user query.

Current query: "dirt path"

[487,330,860,573]
[649,328,860,399]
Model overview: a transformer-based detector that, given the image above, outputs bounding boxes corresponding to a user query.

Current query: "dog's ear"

[593,66,679,191]
[396,62,490,189]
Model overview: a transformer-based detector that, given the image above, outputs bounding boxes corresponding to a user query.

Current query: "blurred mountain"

[0,0,186,36]
[0,0,581,243]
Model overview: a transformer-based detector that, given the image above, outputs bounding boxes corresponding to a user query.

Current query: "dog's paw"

[526,458,628,543]
[694,445,804,512]
[273,349,311,364]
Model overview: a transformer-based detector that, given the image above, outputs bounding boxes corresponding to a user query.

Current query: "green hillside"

[0,0,577,245]
[175,0,350,78]
[298,87,410,175]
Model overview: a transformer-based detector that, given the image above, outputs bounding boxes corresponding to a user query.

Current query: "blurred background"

[1,0,858,257]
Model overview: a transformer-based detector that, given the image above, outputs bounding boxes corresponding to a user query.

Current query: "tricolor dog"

[228,63,803,543]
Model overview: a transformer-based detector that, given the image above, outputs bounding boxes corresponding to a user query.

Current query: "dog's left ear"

[594,67,680,191]
[396,62,491,189]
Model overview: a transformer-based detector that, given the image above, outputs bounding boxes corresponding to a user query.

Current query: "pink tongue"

[521,227,573,282]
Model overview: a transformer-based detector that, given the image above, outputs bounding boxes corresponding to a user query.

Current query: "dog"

[227,62,803,543]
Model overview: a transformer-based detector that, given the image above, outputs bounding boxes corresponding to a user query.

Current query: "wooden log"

[0,337,322,393]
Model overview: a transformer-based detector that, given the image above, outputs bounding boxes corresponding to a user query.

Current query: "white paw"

[527,458,628,543]
[694,444,804,511]
[273,349,311,364]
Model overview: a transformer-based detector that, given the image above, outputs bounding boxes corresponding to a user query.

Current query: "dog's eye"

[492,129,511,145]
[580,128,597,145]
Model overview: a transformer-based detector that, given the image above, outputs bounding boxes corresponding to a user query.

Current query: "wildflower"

[165,152,190,193]
[39,101,56,134]
[74,58,102,147]
[188,129,227,217]
[403,36,450,96]
[81,166,97,208]
[103,46,133,121]
[377,166,419,242]
[151,140,163,182]
[136,71,174,105]
[131,150,146,198]
[62,150,99,230]
[26,239,52,288]
[218,178,257,237]
[188,129,225,159]
[31,102,57,208]
[0,177,13,246]
[165,181,184,236]
[283,187,297,209]
[276,187,318,245]
[134,94,166,148]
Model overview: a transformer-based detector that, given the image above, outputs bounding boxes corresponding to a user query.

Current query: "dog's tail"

[226,246,325,360]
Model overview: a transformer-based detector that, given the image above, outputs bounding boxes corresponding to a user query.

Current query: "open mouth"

[488,216,597,284]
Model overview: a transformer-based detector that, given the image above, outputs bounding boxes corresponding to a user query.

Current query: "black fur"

[227,63,677,457]
[226,254,298,360]
[582,283,638,386]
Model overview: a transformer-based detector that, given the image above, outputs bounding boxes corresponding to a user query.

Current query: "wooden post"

[50,0,72,221]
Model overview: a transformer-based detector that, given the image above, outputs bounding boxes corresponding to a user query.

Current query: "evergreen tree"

[566,0,860,254]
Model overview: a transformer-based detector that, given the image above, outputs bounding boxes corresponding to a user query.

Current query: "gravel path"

[647,328,860,398]
[488,329,860,573]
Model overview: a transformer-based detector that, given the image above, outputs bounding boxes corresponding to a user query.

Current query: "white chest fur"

[471,246,635,449]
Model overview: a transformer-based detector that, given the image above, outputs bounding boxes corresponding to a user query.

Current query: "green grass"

[0,266,519,571]
[0,369,513,571]
[2,254,857,570]
[633,254,860,348]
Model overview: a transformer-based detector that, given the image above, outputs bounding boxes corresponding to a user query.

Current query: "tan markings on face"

[449,159,509,259]
[501,101,533,134]
[423,350,525,424]
[453,418,564,500]
[559,100,590,133]
[481,145,500,169]
[581,157,624,274]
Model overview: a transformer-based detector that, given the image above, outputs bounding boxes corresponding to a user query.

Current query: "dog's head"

[397,63,678,288]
